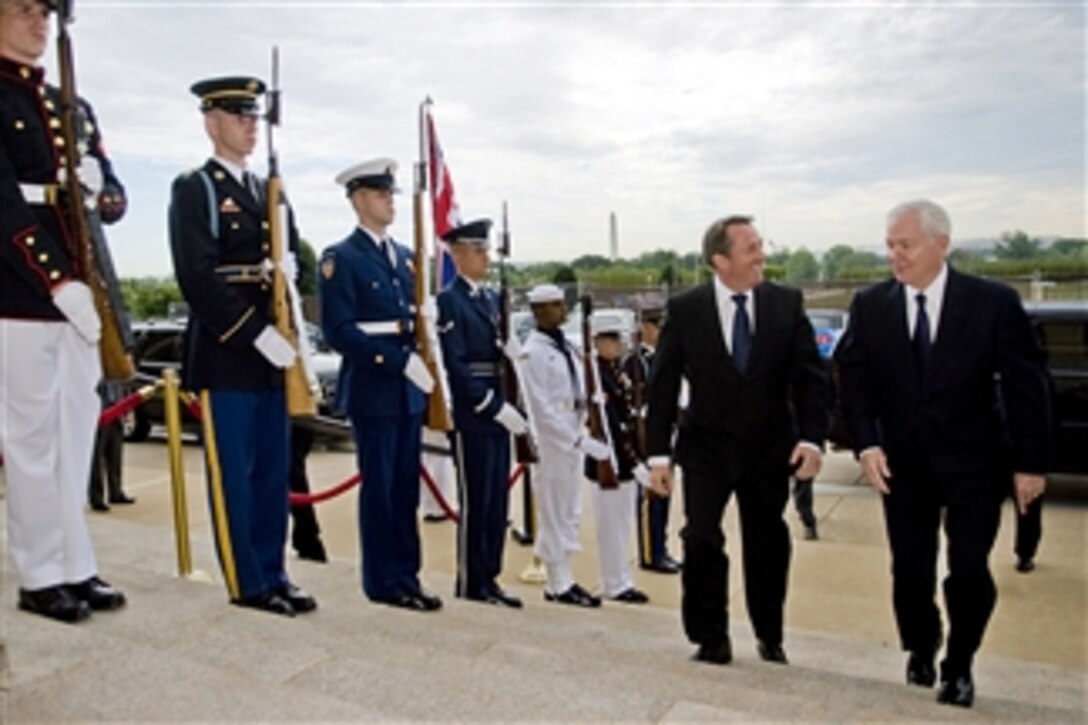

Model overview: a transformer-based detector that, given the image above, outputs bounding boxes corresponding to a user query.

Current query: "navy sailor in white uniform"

[436,219,527,608]
[319,159,442,612]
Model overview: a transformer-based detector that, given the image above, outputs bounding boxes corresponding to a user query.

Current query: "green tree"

[784,248,819,283]
[571,254,612,271]
[994,230,1041,260]
[120,277,183,319]
[822,244,854,280]
[552,265,577,285]
[298,239,317,296]
[1050,238,1087,257]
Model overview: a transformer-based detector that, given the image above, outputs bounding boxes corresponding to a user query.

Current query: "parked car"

[123,318,349,443]
[806,307,849,360]
[825,300,1088,475]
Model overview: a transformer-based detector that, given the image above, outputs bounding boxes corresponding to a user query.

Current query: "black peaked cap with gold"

[190,76,266,115]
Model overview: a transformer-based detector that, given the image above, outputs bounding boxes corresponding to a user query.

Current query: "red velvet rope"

[98,384,159,427]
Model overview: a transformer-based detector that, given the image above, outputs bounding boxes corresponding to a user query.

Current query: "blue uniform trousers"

[451,429,511,598]
[638,492,671,566]
[200,389,289,600]
[352,412,424,600]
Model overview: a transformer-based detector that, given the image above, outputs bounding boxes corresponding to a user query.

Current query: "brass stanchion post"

[162,368,193,577]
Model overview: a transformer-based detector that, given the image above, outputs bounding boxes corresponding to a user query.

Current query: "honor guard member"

[520,284,610,607]
[436,219,527,608]
[319,158,442,612]
[168,75,316,617]
[587,317,650,604]
[623,306,681,573]
[0,0,127,622]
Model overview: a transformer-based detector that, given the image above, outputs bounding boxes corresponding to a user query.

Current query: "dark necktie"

[913,293,932,368]
[244,171,261,203]
[732,293,751,374]
[380,238,393,268]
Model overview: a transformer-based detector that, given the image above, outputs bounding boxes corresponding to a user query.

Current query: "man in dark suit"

[834,199,1051,708]
[436,218,527,608]
[319,158,442,612]
[169,75,316,618]
[646,215,828,666]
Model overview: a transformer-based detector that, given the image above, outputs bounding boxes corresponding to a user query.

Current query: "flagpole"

[417,96,434,297]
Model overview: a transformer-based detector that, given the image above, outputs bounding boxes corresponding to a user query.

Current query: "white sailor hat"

[592,315,626,337]
[335,158,400,195]
[526,284,565,305]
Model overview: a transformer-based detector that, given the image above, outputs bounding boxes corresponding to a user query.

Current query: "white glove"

[404,352,435,394]
[78,155,104,199]
[421,297,438,325]
[254,325,297,369]
[501,335,522,362]
[494,403,528,435]
[52,281,101,345]
[277,253,298,283]
[578,435,611,462]
[633,463,651,489]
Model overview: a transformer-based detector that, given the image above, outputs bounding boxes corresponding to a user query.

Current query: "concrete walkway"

[1,441,1085,721]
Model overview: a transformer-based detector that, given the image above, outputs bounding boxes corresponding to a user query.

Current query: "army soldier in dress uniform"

[520,284,611,607]
[319,158,442,612]
[436,219,527,608]
[587,318,649,604]
[0,0,126,622]
[168,75,316,617]
[624,306,681,574]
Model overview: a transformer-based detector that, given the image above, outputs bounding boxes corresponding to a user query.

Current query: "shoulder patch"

[321,254,336,280]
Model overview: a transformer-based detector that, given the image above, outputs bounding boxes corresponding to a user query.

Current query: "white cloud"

[41,1,1085,275]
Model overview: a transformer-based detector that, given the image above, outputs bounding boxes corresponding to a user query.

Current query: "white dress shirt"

[904,263,948,342]
[712,275,756,355]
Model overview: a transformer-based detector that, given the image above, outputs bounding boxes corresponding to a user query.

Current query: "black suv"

[123,318,350,443]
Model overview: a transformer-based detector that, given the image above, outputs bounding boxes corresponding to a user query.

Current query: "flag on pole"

[426,111,461,291]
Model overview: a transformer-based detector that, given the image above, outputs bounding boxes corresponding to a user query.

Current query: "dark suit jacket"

[834,267,1051,479]
[436,276,506,435]
[646,281,828,477]
[319,227,423,420]
[168,159,298,391]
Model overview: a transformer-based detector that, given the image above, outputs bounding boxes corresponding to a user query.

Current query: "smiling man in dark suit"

[834,199,1051,708]
[646,215,828,666]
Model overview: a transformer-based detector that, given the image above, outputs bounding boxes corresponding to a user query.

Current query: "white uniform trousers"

[0,320,100,589]
[421,428,457,517]
[531,440,584,595]
[592,479,637,597]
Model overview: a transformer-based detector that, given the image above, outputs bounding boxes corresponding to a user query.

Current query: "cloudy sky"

[44,1,1086,276]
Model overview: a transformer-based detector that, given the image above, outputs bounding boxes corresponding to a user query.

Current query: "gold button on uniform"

[375,354,384,365]
[38,253,48,263]
[50,270,60,280]
[14,119,25,130]
[25,236,35,246]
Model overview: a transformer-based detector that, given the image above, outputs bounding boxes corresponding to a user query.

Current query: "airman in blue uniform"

[168,75,316,618]
[436,219,526,608]
[319,158,442,612]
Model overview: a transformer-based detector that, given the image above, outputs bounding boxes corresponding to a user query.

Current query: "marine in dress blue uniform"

[0,0,126,623]
[168,76,315,617]
[319,159,442,612]
[436,219,525,608]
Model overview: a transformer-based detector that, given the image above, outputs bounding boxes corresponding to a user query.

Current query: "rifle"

[579,295,618,488]
[54,0,134,381]
[265,47,318,417]
[414,99,452,431]
[497,202,538,464]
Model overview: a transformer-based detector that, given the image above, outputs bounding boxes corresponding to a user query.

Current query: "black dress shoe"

[89,500,110,512]
[757,641,789,664]
[69,576,126,611]
[693,638,733,665]
[486,586,523,609]
[18,586,92,623]
[640,557,681,574]
[544,583,601,608]
[385,589,443,612]
[277,582,317,613]
[906,653,936,687]
[422,513,449,523]
[1016,557,1035,573]
[295,540,328,563]
[937,672,975,708]
[611,587,650,604]
[803,523,819,540]
[108,493,136,505]
[232,591,296,617]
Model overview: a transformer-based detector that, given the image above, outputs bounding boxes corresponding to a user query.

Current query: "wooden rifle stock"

[413,161,452,432]
[580,295,618,488]
[629,329,648,459]
[266,48,316,418]
[55,8,133,381]
[498,203,538,463]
